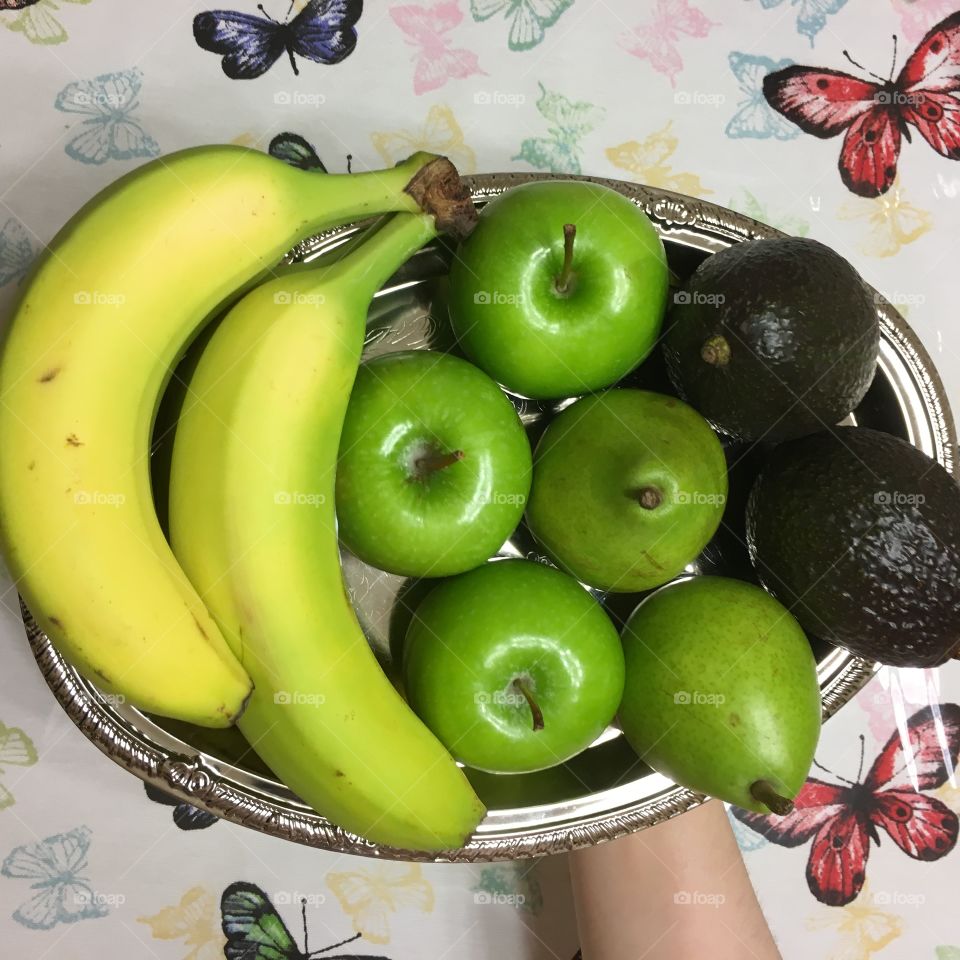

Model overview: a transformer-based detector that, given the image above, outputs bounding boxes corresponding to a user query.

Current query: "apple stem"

[701,335,731,368]
[412,449,465,479]
[554,223,577,296]
[511,677,544,732]
[634,486,663,510]
[750,779,794,816]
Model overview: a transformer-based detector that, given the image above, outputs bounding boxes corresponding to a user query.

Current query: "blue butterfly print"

[268,131,328,171]
[725,52,800,140]
[54,68,160,165]
[748,0,848,46]
[726,806,769,852]
[1,826,108,930]
[194,0,363,80]
[143,782,219,830]
[0,218,35,287]
[221,881,392,959]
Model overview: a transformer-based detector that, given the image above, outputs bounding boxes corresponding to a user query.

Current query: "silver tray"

[23,173,957,862]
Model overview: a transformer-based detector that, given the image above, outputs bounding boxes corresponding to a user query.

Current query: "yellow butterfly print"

[231,133,267,150]
[836,179,933,259]
[4,0,91,45]
[371,104,476,175]
[605,122,712,196]
[936,778,960,812]
[137,887,223,960]
[0,719,38,810]
[805,880,903,960]
[326,862,434,945]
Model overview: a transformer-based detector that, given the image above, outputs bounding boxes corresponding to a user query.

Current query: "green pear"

[619,576,821,813]
[526,389,727,593]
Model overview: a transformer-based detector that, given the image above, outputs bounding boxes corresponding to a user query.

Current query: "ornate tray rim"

[22,172,957,862]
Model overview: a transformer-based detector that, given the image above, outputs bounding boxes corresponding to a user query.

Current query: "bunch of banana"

[0,145,467,728]
[167,212,485,851]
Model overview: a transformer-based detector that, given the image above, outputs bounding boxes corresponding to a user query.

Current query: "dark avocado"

[746,427,960,667]
[663,237,879,442]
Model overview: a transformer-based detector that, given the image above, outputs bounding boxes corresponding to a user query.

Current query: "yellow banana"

[0,146,456,727]
[167,213,485,851]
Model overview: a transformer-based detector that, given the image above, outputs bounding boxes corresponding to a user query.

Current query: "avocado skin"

[746,427,960,667]
[663,237,879,442]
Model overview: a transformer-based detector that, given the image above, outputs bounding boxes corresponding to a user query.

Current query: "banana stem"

[321,213,441,303]
[294,153,476,240]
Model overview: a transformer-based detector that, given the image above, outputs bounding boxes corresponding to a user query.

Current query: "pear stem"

[511,678,544,732]
[701,335,731,368]
[412,449,464,479]
[634,486,663,510]
[554,224,577,295]
[750,779,794,815]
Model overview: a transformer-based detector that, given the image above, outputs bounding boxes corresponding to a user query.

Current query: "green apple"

[336,350,531,578]
[402,559,624,773]
[447,180,669,399]
[526,389,727,592]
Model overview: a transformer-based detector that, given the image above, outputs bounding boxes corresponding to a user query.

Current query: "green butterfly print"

[470,0,573,51]
[728,188,810,237]
[514,82,605,175]
[221,881,391,960]
[0,720,38,810]
[471,864,544,915]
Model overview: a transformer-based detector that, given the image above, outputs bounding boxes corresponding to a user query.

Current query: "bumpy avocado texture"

[746,427,960,667]
[663,237,879,442]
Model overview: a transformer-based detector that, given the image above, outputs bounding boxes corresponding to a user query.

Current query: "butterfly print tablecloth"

[3,1,960,958]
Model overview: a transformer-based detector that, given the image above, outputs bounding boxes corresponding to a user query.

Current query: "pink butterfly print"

[893,0,958,45]
[857,667,943,744]
[620,0,718,87]
[390,0,485,95]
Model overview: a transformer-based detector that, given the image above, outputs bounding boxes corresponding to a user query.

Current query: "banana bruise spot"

[38,367,61,383]
[48,615,63,629]
[65,434,83,447]
[191,611,210,641]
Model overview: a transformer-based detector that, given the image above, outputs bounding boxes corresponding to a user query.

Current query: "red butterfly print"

[764,12,960,197]
[733,704,960,907]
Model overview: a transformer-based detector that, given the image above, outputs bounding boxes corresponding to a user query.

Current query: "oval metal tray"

[23,172,957,861]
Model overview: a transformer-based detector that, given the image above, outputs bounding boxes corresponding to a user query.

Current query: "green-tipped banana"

[0,145,460,727]
[167,213,485,851]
